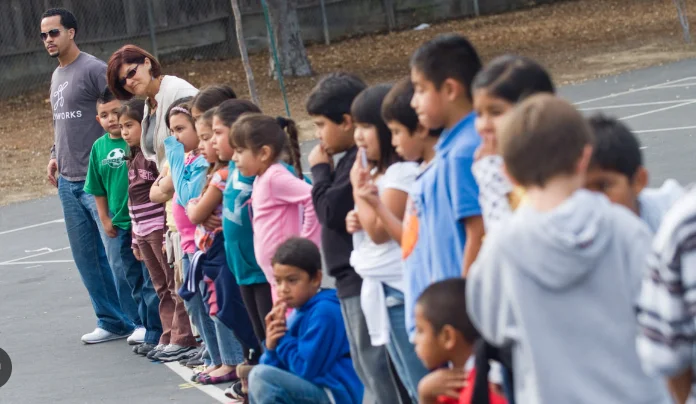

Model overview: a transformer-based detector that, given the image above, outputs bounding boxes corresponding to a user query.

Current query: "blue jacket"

[164,136,208,206]
[261,289,363,404]
[222,161,311,286]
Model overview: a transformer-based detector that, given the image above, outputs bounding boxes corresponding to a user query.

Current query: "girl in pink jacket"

[231,113,321,301]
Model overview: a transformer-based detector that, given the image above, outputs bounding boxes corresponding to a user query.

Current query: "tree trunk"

[266,0,313,78]
[230,0,260,106]
[674,0,691,43]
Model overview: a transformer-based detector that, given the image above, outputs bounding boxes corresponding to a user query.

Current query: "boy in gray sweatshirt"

[466,94,671,404]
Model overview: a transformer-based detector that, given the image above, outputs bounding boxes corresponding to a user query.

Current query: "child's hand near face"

[265,301,288,350]
[350,151,371,190]
[474,132,498,162]
[417,368,467,404]
[308,144,331,167]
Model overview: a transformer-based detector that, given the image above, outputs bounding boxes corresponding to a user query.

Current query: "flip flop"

[197,370,239,385]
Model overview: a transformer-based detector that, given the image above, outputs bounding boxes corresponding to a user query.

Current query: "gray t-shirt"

[50,52,107,181]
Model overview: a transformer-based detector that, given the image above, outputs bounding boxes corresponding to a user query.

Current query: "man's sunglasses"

[119,65,140,87]
[40,29,62,41]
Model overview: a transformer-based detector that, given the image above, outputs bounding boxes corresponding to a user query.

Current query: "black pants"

[239,282,273,347]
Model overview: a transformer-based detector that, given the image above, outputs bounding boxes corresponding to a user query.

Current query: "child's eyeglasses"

[40,29,62,41]
[119,65,140,87]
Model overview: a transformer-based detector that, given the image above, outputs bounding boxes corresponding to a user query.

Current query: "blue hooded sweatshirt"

[261,289,363,404]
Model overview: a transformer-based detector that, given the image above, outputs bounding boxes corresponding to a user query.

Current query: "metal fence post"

[146,0,159,59]
[319,0,330,45]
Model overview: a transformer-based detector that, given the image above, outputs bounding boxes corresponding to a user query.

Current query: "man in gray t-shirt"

[42,8,136,344]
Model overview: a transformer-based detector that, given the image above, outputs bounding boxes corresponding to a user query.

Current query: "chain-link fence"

[1,0,562,99]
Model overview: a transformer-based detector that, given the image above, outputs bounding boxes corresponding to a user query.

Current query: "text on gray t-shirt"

[50,52,108,181]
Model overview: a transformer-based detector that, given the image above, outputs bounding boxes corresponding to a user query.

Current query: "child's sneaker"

[126,327,146,345]
[135,343,157,356]
[146,344,166,359]
[81,328,128,344]
[153,344,197,362]
[224,380,246,401]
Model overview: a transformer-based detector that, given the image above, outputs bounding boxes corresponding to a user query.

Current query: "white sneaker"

[81,328,128,344]
[127,327,146,345]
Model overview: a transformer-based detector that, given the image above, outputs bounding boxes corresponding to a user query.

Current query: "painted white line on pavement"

[634,125,696,133]
[0,246,71,265]
[0,260,74,266]
[163,362,239,404]
[619,100,696,121]
[0,218,64,236]
[578,99,696,111]
[575,76,696,105]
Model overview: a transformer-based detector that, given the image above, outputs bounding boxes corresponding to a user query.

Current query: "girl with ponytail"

[230,113,321,301]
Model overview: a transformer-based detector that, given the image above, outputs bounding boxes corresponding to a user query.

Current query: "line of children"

[83,31,694,404]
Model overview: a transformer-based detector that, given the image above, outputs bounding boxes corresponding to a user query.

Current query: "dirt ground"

[1,0,695,206]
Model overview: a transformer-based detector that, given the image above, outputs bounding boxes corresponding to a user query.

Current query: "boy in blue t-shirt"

[402,34,485,332]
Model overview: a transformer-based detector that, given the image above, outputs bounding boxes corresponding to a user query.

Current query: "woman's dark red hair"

[107,44,162,100]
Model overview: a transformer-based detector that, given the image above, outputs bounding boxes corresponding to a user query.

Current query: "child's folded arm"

[273,304,345,380]
[186,186,223,225]
[164,137,207,206]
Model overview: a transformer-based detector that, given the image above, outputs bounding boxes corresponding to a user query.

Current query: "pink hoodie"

[251,163,321,291]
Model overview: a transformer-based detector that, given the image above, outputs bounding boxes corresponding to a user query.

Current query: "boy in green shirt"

[84,87,162,349]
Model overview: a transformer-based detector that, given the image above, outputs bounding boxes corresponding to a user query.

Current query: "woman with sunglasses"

[106,45,198,170]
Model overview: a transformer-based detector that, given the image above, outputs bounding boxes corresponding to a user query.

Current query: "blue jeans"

[100,227,162,344]
[249,365,331,404]
[340,295,404,404]
[57,178,133,335]
[212,315,245,365]
[385,285,429,403]
[181,254,243,366]
[182,254,218,364]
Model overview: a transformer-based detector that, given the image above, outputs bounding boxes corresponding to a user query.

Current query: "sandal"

[197,369,239,385]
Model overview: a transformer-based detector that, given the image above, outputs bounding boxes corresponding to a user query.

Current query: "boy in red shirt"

[414,279,507,404]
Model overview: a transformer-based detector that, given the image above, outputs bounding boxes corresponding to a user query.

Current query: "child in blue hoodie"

[248,237,363,404]
[585,114,683,233]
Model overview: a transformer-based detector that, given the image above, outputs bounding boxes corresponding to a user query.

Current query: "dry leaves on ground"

[0,0,694,205]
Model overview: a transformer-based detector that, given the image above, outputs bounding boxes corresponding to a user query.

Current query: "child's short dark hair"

[352,84,400,172]
[382,78,442,138]
[382,78,419,132]
[472,54,555,103]
[97,86,116,105]
[410,34,482,101]
[417,278,479,343]
[272,237,322,278]
[499,94,594,187]
[192,84,238,113]
[306,72,367,124]
[587,114,643,181]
